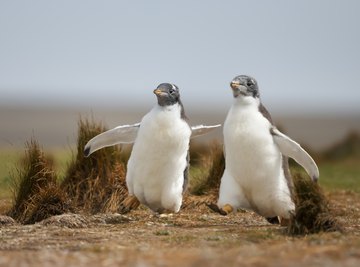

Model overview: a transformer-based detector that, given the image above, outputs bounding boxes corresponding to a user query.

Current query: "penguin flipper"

[84,123,140,157]
[271,127,319,182]
[191,124,221,139]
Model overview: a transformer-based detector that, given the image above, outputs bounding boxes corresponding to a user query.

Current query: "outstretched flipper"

[84,123,140,157]
[191,124,221,139]
[84,123,220,157]
[271,127,319,182]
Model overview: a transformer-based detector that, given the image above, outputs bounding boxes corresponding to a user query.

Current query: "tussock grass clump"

[101,163,129,213]
[322,131,360,161]
[189,142,212,166]
[8,140,68,224]
[189,141,225,196]
[23,186,70,224]
[61,118,129,213]
[287,172,342,235]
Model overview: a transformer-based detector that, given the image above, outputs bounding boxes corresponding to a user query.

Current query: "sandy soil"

[0,191,359,267]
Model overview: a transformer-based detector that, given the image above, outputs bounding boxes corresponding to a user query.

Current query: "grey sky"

[1,0,360,115]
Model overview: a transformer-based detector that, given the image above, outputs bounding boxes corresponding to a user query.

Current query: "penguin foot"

[207,203,233,216]
[222,204,234,214]
[118,195,140,214]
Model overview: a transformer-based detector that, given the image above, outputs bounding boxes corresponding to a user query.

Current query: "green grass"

[318,159,360,192]
[1,148,360,200]
[46,148,74,179]
[0,148,73,199]
[0,150,20,198]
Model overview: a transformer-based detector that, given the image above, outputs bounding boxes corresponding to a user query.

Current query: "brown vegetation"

[188,141,224,196]
[4,118,347,237]
[61,118,129,213]
[7,140,67,224]
[322,131,360,161]
[287,172,342,235]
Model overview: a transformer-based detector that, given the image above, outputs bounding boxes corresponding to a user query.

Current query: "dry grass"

[322,131,360,161]
[189,141,224,196]
[39,213,131,228]
[4,118,347,239]
[23,185,70,224]
[287,172,342,235]
[61,118,129,214]
[7,140,68,224]
[1,122,359,266]
[7,118,130,224]
[0,190,359,267]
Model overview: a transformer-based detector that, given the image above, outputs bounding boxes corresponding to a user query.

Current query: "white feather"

[83,107,219,212]
[84,123,220,156]
[271,127,319,181]
[191,124,221,139]
[126,104,191,213]
[218,96,295,219]
[84,123,140,156]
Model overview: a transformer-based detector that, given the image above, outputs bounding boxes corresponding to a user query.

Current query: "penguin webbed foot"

[207,203,233,216]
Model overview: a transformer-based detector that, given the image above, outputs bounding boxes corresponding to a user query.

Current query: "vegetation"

[0,118,359,267]
[287,172,342,235]
[61,118,129,213]
[7,140,67,224]
[0,118,359,238]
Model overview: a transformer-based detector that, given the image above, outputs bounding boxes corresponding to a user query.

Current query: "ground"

[1,130,360,267]
[1,190,359,267]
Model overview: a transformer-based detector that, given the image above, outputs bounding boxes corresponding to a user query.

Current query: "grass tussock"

[322,131,360,161]
[9,118,130,224]
[8,140,68,223]
[287,172,342,235]
[23,186,70,224]
[7,118,356,228]
[189,141,225,196]
[61,118,129,213]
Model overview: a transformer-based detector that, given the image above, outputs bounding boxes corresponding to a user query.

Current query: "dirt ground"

[1,191,360,267]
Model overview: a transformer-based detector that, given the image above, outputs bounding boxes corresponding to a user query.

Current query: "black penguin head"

[153,83,180,107]
[230,75,260,98]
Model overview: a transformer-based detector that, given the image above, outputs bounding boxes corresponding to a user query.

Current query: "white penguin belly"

[126,105,191,213]
[222,105,292,217]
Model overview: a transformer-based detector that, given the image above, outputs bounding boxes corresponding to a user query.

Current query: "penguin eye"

[169,89,175,94]
[246,81,254,87]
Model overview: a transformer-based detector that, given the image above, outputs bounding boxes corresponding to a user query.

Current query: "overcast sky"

[1,0,360,115]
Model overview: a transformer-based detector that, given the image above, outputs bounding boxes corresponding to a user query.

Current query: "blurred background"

[1,3,360,261]
[1,0,359,152]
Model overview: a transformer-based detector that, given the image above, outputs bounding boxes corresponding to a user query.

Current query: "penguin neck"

[156,101,188,122]
[233,95,261,110]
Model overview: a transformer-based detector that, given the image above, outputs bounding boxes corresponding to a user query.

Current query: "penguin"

[84,83,220,213]
[211,75,319,223]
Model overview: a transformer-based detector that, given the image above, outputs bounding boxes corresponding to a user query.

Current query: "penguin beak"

[230,81,240,97]
[230,81,240,89]
[153,89,162,95]
[230,81,247,97]
[154,88,170,98]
